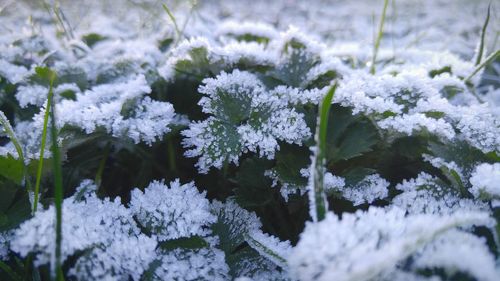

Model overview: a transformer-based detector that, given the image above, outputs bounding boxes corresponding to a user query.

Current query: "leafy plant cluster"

[0,1,500,281]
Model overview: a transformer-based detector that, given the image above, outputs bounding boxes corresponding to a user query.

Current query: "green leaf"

[326,105,379,163]
[268,48,317,88]
[234,157,274,207]
[272,144,310,188]
[158,236,209,251]
[0,154,23,184]
[0,182,31,232]
[82,33,108,48]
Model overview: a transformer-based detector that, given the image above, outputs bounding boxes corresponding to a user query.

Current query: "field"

[0,0,499,280]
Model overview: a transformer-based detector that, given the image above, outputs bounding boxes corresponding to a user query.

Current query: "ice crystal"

[129,179,216,241]
[288,207,493,281]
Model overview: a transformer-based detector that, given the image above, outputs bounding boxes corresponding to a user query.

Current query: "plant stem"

[49,80,64,281]
[311,83,337,222]
[475,3,491,66]
[370,0,389,75]
[33,72,56,213]
[464,49,499,83]
[162,3,181,41]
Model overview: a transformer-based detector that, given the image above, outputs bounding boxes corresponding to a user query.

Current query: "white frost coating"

[211,199,262,241]
[246,229,292,269]
[69,234,157,281]
[288,207,493,281]
[154,247,229,281]
[51,75,175,145]
[413,230,499,281]
[323,172,346,190]
[183,70,310,173]
[129,179,216,241]
[342,174,388,206]
[0,59,28,83]
[392,173,487,215]
[10,184,142,267]
[378,114,455,140]
[217,20,279,40]
[0,232,11,260]
[15,84,49,108]
[469,163,500,199]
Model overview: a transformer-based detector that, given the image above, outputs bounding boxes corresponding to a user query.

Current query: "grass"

[163,3,181,42]
[475,3,491,66]
[312,83,337,222]
[464,49,500,83]
[33,70,56,213]
[370,0,389,75]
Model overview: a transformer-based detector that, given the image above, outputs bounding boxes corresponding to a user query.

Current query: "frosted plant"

[288,206,493,281]
[10,180,141,267]
[392,173,487,215]
[151,247,229,281]
[51,74,176,145]
[469,163,500,199]
[412,230,499,281]
[336,174,389,206]
[129,179,216,241]
[183,70,310,173]
[69,234,157,281]
[211,200,289,280]
[245,229,292,269]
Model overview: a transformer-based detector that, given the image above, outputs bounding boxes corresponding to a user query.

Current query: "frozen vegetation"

[0,0,499,280]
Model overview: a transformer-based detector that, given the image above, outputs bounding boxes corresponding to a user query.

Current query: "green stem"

[464,49,499,84]
[311,84,337,222]
[33,73,56,213]
[370,0,389,75]
[49,81,64,281]
[0,260,22,281]
[475,3,491,66]
[162,4,181,42]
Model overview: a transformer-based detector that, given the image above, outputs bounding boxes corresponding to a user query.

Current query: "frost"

[340,174,388,206]
[10,185,143,267]
[69,234,157,281]
[153,247,229,281]
[245,229,292,269]
[52,74,175,145]
[378,114,455,140]
[469,163,500,199]
[288,206,493,281]
[413,230,499,281]
[183,70,310,173]
[392,173,487,215]
[129,179,216,241]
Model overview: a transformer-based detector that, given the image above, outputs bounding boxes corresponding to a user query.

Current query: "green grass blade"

[162,3,181,41]
[370,0,389,75]
[0,260,23,281]
[311,83,338,222]
[33,72,56,213]
[475,3,491,66]
[48,75,64,281]
[464,49,500,83]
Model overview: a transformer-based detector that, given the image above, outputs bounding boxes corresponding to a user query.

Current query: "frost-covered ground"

[0,0,499,280]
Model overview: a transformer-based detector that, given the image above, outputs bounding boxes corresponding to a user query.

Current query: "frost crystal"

[392,173,487,215]
[130,179,216,241]
[469,163,500,199]
[153,247,229,281]
[341,174,389,206]
[183,70,310,173]
[288,207,493,281]
[413,230,499,281]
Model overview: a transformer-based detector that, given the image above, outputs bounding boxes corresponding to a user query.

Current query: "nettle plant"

[0,9,500,281]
